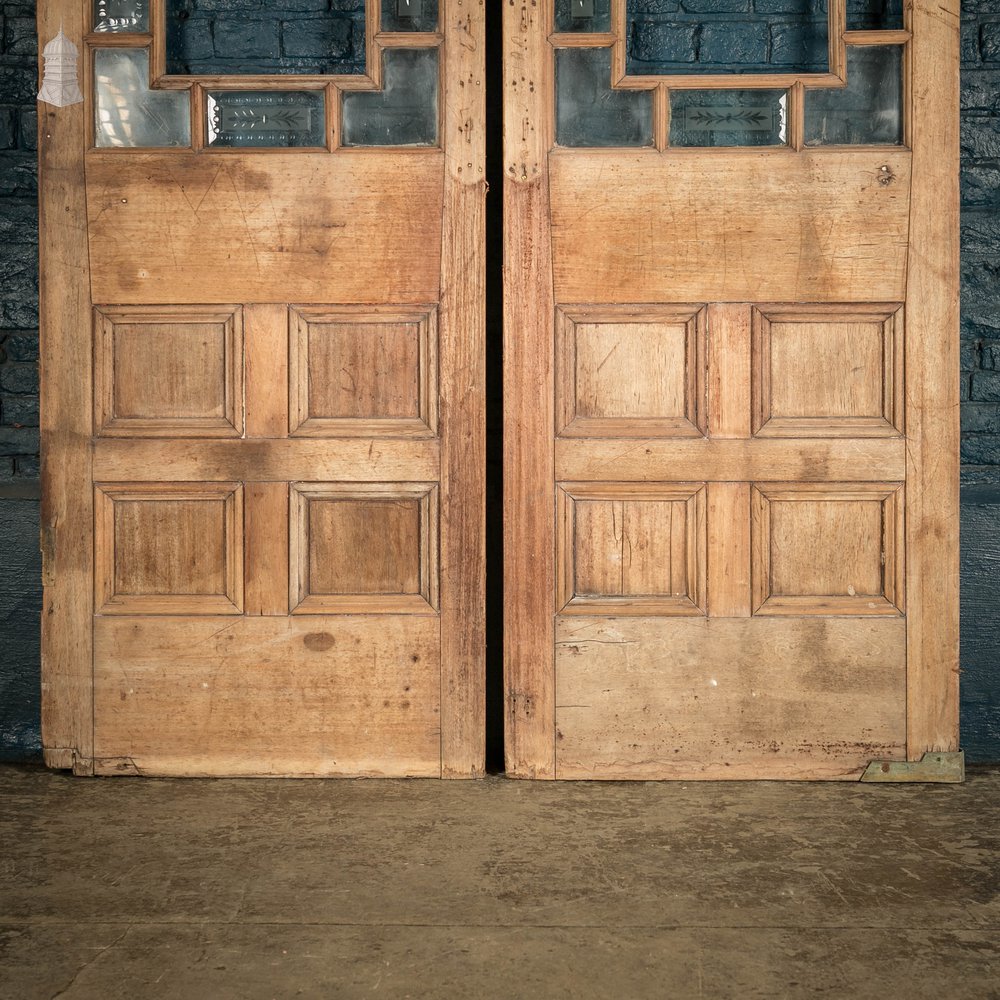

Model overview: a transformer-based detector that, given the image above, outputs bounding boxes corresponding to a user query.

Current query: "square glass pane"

[94,0,149,33]
[670,90,787,147]
[207,91,326,148]
[94,48,191,148]
[846,0,904,31]
[341,48,439,147]
[554,0,612,33]
[805,45,903,146]
[626,0,829,75]
[556,47,653,148]
[165,1,366,76]
[381,0,439,32]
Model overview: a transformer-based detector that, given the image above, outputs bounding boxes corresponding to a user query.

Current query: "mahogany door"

[40,0,484,776]
[504,1,960,778]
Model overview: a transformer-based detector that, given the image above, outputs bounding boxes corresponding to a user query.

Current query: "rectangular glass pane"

[554,0,612,33]
[556,47,653,148]
[670,90,787,147]
[165,1,365,75]
[94,48,191,148]
[626,0,829,75]
[341,48,438,147]
[381,0,439,32]
[207,91,326,148]
[805,45,903,146]
[94,0,148,33]
[847,0,904,31]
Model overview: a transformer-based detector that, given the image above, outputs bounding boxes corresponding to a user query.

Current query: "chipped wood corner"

[860,751,965,784]
[43,748,96,776]
[93,757,143,778]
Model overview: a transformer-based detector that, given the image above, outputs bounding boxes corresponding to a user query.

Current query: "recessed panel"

[95,484,243,615]
[95,306,243,437]
[289,307,436,438]
[752,484,904,616]
[558,484,706,615]
[291,484,438,614]
[752,305,903,438]
[557,307,705,438]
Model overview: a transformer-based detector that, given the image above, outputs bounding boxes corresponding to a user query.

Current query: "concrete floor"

[0,767,998,1000]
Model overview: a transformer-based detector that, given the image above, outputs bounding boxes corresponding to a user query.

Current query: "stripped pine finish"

[504,0,959,780]
[40,0,485,777]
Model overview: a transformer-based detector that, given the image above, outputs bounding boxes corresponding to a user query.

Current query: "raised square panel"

[95,483,244,615]
[289,307,437,438]
[557,483,707,615]
[290,483,439,614]
[751,483,904,616]
[556,306,706,438]
[94,306,243,438]
[752,305,903,438]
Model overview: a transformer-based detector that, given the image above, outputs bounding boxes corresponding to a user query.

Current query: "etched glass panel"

[554,0,612,34]
[207,91,326,148]
[805,46,903,146]
[670,90,787,147]
[165,1,366,76]
[93,0,149,33]
[847,0,904,31]
[381,0,439,32]
[556,47,653,148]
[94,48,191,148]
[626,0,829,75]
[341,48,438,146]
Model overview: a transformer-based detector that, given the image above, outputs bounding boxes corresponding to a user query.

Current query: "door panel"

[504,0,959,779]
[40,0,485,777]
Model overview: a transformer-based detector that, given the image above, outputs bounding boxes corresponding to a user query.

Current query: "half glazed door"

[40,0,485,776]
[504,0,960,779]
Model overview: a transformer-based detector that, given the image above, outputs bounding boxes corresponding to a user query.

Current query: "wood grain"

[94,616,442,777]
[244,304,289,440]
[555,617,906,780]
[905,0,961,758]
[244,482,289,617]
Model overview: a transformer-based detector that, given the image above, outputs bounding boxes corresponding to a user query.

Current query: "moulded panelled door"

[504,0,960,778]
[40,0,485,776]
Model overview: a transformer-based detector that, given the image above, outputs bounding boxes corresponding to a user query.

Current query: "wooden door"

[504,1,959,779]
[40,0,485,777]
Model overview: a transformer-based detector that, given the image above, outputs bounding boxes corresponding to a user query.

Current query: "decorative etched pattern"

[670,90,787,147]
[94,0,149,33]
[207,91,326,148]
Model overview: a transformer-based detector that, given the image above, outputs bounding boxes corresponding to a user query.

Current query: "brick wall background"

[1,4,998,760]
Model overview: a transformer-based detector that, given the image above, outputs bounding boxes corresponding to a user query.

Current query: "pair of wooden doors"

[40,0,960,779]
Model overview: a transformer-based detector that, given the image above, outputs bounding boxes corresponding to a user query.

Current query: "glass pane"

[381,0,439,32]
[341,48,438,146]
[94,0,148,33]
[207,90,326,147]
[670,89,787,147]
[626,0,829,75]
[165,1,365,75]
[556,47,653,148]
[554,0,612,33]
[94,48,191,148]
[805,45,903,146]
[847,0,904,31]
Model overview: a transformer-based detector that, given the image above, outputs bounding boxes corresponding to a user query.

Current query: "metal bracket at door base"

[860,751,965,784]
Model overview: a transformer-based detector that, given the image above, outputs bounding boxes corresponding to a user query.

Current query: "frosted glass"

[94,48,190,148]
[341,48,438,147]
[556,48,652,148]
[93,0,148,33]
[381,0,438,32]
[805,46,903,146]
[554,0,611,33]
[207,91,326,148]
[670,90,787,147]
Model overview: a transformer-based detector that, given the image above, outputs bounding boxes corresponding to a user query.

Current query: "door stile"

[503,0,557,778]
[38,0,96,774]
[440,0,487,777]
[904,0,961,758]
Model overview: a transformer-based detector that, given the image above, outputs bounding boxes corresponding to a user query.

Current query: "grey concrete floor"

[0,766,998,1000]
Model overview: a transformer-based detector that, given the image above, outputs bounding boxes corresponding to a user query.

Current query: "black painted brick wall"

[0,4,998,759]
